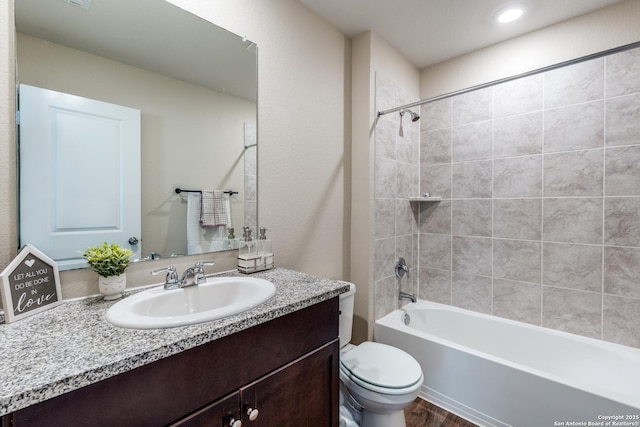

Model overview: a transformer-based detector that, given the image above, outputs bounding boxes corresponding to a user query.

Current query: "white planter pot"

[99,273,126,300]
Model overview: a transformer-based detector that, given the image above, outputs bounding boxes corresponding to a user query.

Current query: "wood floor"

[404,398,479,427]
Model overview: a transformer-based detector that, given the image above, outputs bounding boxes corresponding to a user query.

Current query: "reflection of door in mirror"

[19,84,141,270]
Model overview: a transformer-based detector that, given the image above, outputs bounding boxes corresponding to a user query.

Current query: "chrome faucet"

[399,291,416,303]
[151,261,216,290]
[180,266,199,287]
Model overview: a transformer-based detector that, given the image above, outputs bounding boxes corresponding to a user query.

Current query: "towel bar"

[175,188,238,196]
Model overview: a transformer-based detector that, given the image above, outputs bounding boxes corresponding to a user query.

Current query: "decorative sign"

[1,244,63,323]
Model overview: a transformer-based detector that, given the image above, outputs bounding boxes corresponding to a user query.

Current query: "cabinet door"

[240,340,339,427]
[170,391,240,427]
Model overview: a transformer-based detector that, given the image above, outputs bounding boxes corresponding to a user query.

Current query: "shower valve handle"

[395,257,410,278]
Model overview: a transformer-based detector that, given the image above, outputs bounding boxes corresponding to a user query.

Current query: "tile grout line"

[540,71,546,328]
[449,97,454,305]
[490,85,495,316]
[601,56,607,341]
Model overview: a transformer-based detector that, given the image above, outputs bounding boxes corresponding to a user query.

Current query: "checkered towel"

[200,190,227,227]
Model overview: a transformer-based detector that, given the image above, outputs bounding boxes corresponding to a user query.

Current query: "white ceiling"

[297,0,627,68]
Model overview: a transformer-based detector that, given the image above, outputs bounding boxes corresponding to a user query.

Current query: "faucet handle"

[194,261,215,284]
[151,266,180,287]
[395,257,410,278]
[195,261,216,268]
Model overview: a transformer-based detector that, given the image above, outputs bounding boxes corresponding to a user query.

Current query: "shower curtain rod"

[377,40,640,118]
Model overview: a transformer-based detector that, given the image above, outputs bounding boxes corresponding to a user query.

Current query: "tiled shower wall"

[373,75,420,320]
[417,46,640,348]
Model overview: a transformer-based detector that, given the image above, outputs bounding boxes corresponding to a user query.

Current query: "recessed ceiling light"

[497,7,524,24]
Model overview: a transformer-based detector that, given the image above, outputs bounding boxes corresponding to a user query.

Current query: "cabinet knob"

[246,407,259,421]
[228,418,242,427]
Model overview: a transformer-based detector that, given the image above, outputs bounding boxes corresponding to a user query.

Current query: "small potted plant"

[83,242,134,300]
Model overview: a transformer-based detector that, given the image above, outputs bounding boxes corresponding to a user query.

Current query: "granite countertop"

[0,268,351,416]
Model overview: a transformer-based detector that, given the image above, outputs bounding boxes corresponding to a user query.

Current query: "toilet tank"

[339,283,356,347]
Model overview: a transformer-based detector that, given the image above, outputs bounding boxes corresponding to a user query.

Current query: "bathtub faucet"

[399,292,416,303]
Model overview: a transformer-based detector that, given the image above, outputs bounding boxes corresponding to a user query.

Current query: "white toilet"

[339,283,423,427]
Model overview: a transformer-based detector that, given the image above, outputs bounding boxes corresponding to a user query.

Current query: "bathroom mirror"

[15,0,258,269]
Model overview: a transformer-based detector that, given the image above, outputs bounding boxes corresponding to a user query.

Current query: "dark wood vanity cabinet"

[3,298,340,427]
[175,341,337,427]
[172,392,241,427]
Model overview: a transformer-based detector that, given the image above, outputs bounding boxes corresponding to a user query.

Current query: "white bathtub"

[374,300,640,427]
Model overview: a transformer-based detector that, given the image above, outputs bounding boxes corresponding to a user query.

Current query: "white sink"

[105,276,276,329]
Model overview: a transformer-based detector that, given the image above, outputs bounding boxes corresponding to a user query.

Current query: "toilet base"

[362,408,406,427]
[340,383,362,427]
[340,381,410,427]
[340,403,406,427]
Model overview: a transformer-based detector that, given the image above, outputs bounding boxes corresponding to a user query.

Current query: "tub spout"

[399,291,416,303]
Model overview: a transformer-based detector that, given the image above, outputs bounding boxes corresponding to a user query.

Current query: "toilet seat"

[340,342,422,395]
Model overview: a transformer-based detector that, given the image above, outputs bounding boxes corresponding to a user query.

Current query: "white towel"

[187,193,232,255]
[200,190,227,227]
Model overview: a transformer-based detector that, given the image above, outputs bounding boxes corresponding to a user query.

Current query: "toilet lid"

[340,342,422,389]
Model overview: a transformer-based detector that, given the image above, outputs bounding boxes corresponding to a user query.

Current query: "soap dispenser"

[237,226,274,273]
[257,227,274,270]
[238,227,260,273]
[226,227,239,250]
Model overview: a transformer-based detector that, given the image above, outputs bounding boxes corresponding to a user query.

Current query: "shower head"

[400,109,420,122]
[398,108,420,137]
